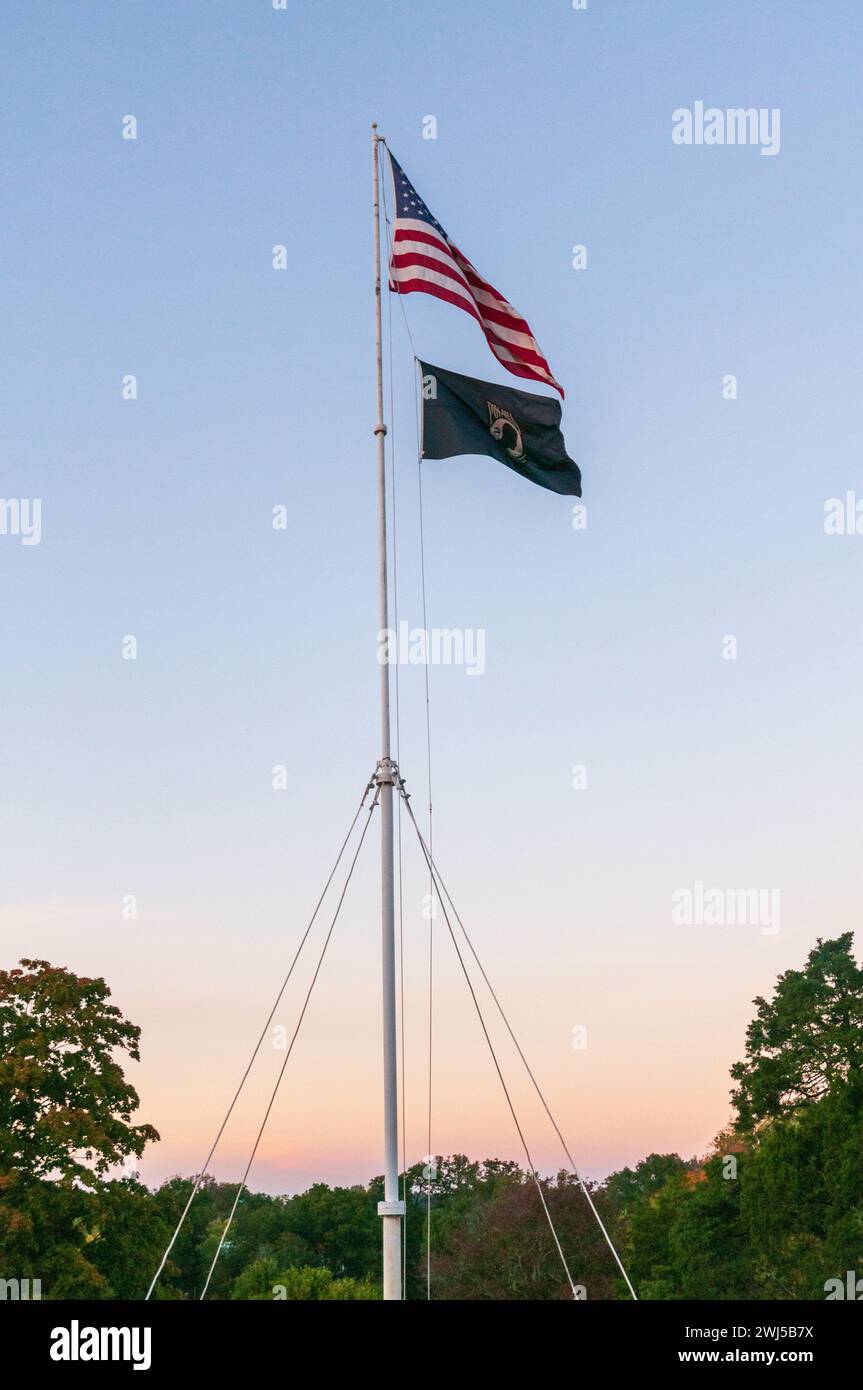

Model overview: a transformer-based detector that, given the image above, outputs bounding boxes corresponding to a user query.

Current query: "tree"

[730,934,863,1130]
[0,959,159,1187]
[0,1173,175,1300]
[85,1178,174,1300]
[603,1153,688,1213]
[430,1170,621,1300]
[280,1182,380,1282]
[231,1259,377,1300]
[740,1084,863,1298]
[403,1153,523,1203]
[626,1159,759,1301]
[666,1157,758,1300]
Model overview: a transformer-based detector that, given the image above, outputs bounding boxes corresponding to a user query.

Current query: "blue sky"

[2,0,862,1192]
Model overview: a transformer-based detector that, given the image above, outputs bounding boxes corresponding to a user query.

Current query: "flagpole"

[372,121,404,1302]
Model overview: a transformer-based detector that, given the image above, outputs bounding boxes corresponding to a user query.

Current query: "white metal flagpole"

[371,121,404,1301]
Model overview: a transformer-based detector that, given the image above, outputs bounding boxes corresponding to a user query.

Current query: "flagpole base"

[380,1210,404,1300]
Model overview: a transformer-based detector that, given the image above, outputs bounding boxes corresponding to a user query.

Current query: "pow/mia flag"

[419,362,581,497]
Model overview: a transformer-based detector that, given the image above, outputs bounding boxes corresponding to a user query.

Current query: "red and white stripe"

[389,216,563,396]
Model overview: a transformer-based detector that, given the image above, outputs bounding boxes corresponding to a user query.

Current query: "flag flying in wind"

[387,151,564,397]
[420,361,581,497]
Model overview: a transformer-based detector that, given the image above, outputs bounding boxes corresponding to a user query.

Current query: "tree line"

[1,935,861,1299]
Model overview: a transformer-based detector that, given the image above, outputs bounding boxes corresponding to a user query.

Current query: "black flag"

[420,361,581,497]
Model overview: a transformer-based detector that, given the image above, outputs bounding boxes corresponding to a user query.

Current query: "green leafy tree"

[85,1178,174,1300]
[625,1159,758,1301]
[603,1153,688,1213]
[183,1185,311,1300]
[0,959,159,1186]
[0,1172,174,1300]
[625,1169,687,1298]
[404,1153,522,1202]
[731,934,863,1130]
[0,959,163,1298]
[149,1175,228,1297]
[741,1084,863,1298]
[625,938,863,1299]
[0,1175,108,1297]
[666,1157,757,1299]
[280,1181,380,1282]
[232,1258,377,1300]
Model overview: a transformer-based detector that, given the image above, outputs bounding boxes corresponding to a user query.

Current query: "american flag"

[386,150,563,397]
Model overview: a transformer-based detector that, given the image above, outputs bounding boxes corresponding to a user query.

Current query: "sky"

[1,0,862,1198]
